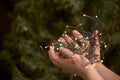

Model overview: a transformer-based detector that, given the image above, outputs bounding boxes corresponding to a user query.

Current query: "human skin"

[48,29,120,80]
[48,47,104,80]
[73,30,120,80]
[48,30,104,80]
[95,62,120,80]
[72,30,120,80]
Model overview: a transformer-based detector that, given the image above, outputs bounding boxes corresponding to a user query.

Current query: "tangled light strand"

[40,14,108,65]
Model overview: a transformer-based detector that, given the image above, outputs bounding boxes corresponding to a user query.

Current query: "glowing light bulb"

[82,43,85,46]
[83,14,86,17]
[104,45,107,48]
[74,44,79,49]
[58,39,61,42]
[64,31,67,34]
[74,74,77,76]
[56,47,59,51]
[86,53,89,55]
[101,60,104,63]
[99,33,102,36]
[59,43,63,47]
[85,36,89,40]
[75,38,78,40]
[95,15,98,18]
[66,25,69,28]
[45,46,48,49]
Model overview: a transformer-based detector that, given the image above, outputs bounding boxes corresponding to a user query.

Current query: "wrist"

[94,62,103,71]
[83,65,103,80]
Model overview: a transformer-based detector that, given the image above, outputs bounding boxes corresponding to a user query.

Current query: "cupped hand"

[48,29,100,78]
[72,30,101,64]
[49,46,95,78]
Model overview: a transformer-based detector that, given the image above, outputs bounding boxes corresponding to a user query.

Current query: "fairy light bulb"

[85,36,89,40]
[95,15,98,18]
[83,14,86,17]
[101,60,104,63]
[75,38,78,40]
[66,25,69,28]
[45,46,48,49]
[58,39,61,42]
[52,43,55,46]
[86,53,89,55]
[99,33,102,36]
[74,44,79,49]
[59,43,63,47]
[79,23,82,25]
[56,47,59,51]
[104,45,107,48]
[64,31,67,34]
[82,43,85,46]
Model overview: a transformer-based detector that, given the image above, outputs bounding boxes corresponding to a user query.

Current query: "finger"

[57,38,69,49]
[59,37,68,45]
[48,46,75,69]
[71,54,81,64]
[81,52,87,57]
[58,37,66,43]
[72,30,83,40]
[72,30,90,55]
[72,30,89,45]
[72,54,91,67]
[59,47,74,58]
[48,46,59,61]
[93,30,100,55]
[91,30,101,63]
[71,54,83,68]
[92,30,99,38]
[94,38,100,56]
[64,34,74,44]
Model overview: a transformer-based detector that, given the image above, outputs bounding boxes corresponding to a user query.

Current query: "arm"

[83,65,104,80]
[73,29,120,80]
[95,62,120,80]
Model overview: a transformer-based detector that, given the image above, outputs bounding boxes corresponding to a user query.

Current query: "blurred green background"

[0,0,120,80]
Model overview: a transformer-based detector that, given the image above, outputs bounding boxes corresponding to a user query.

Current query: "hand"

[60,29,101,64]
[72,30,101,64]
[49,46,101,79]
[48,29,119,80]
[48,29,102,79]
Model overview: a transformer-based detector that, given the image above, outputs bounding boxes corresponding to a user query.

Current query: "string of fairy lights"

[40,14,108,66]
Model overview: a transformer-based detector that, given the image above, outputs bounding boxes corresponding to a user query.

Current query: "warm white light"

[83,14,86,16]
